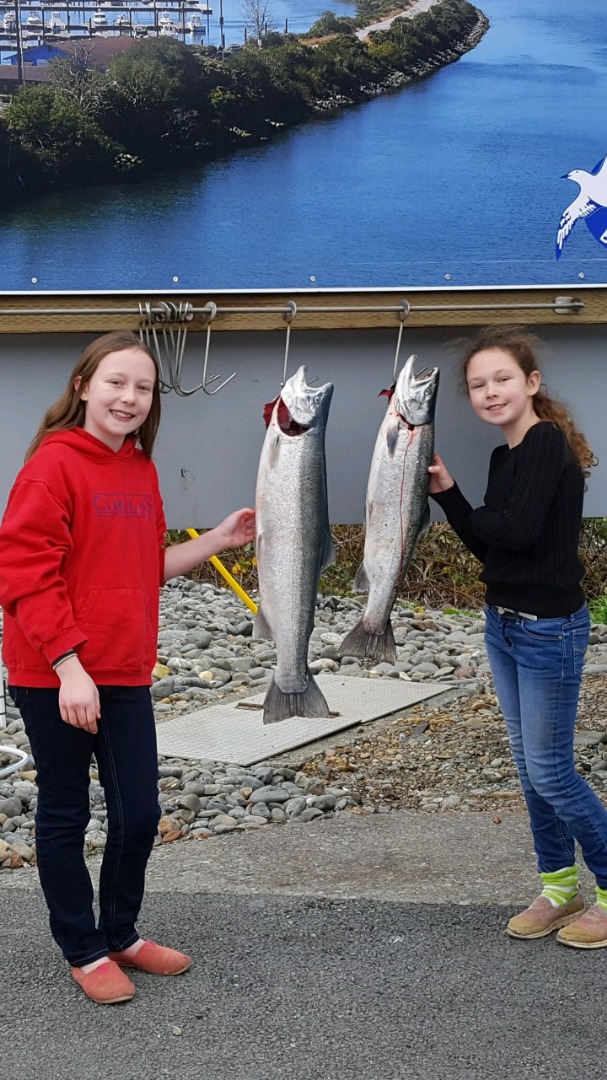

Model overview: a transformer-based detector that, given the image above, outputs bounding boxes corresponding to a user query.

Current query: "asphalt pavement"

[0,811,604,1080]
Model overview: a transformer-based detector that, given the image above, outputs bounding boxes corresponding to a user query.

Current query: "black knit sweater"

[430,421,586,618]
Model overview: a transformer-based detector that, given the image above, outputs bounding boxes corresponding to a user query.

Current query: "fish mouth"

[393,354,440,425]
[278,365,334,431]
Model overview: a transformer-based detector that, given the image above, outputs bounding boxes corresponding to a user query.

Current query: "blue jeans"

[9,685,161,967]
[484,604,607,888]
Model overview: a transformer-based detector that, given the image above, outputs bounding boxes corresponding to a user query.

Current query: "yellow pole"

[185,528,258,615]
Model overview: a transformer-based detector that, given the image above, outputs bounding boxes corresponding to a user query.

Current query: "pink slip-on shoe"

[71,960,135,1004]
[557,904,607,949]
[108,941,192,975]
[506,893,585,939]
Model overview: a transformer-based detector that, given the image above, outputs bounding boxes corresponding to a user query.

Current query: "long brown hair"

[25,331,161,461]
[461,327,597,476]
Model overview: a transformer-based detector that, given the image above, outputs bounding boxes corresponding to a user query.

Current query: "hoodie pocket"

[75,589,151,673]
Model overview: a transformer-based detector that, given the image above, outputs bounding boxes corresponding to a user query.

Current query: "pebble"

[3,578,607,868]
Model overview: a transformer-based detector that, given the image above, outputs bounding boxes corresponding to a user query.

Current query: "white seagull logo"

[556,156,607,258]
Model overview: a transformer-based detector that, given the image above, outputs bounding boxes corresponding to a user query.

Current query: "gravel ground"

[281,672,607,816]
[3,580,607,869]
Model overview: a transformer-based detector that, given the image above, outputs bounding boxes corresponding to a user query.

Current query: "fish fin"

[386,419,400,458]
[320,529,335,572]
[353,562,370,593]
[262,671,330,725]
[253,604,273,641]
[338,619,396,664]
[263,395,279,428]
[417,503,431,540]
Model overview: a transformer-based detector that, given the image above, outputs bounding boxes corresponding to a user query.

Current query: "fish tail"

[253,604,273,641]
[338,619,396,664]
[262,671,330,725]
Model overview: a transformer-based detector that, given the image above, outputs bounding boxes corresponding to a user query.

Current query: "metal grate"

[155,674,446,767]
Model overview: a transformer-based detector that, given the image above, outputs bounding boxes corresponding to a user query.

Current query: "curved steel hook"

[281,300,297,386]
[171,302,197,397]
[201,302,237,396]
[393,299,411,383]
[138,301,173,393]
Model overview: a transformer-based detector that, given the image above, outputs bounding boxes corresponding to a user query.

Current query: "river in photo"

[1,0,607,291]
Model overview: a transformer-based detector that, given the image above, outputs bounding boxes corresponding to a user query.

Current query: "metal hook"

[138,301,173,393]
[392,299,411,383]
[281,300,297,386]
[200,302,237,396]
[171,302,196,397]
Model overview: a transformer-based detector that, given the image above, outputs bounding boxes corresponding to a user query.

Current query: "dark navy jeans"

[484,603,607,888]
[9,684,161,967]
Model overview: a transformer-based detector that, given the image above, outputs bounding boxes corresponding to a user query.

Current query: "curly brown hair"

[460,326,597,476]
[25,331,161,462]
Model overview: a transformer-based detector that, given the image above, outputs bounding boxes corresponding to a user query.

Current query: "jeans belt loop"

[495,605,538,622]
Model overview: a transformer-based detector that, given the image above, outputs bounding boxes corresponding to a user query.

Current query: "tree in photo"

[242,0,277,45]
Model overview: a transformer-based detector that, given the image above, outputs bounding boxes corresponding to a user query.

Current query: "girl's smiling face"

[77,347,157,452]
[466,347,541,445]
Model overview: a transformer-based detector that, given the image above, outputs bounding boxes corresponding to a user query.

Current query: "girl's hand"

[214,508,256,551]
[56,656,101,734]
[428,453,455,495]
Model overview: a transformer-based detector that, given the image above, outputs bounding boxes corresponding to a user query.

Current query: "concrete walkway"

[1,811,604,1080]
[356,0,441,42]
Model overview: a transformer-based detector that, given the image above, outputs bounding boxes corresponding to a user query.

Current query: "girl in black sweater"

[429,327,607,948]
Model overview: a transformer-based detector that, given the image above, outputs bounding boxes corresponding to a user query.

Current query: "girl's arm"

[0,476,100,732]
[429,454,488,562]
[0,478,87,665]
[163,508,256,582]
[468,424,566,550]
[54,655,101,734]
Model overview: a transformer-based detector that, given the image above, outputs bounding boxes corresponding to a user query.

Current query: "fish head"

[277,366,334,435]
[393,354,440,426]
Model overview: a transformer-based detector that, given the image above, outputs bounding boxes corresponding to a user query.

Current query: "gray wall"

[1,326,605,526]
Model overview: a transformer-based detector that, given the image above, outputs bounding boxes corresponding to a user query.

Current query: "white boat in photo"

[114,13,130,26]
[2,12,16,32]
[158,11,173,26]
[186,13,204,32]
[92,9,108,26]
[159,22,178,37]
[47,13,65,31]
[26,11,44,29]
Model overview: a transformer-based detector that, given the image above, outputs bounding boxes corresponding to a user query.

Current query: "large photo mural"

[0,0,605,292]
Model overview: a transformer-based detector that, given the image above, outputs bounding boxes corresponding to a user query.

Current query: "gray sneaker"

[506,893,585,939]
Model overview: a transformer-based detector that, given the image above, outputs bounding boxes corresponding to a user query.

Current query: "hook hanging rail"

[0,296,586,319]
[1,290,596,340]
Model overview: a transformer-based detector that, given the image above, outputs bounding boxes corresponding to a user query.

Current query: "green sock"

[595,886,607,913]
[540,866,579,908]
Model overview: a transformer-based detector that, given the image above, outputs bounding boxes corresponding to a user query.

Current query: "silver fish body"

[339,354,440,664]
[255,366,334,724]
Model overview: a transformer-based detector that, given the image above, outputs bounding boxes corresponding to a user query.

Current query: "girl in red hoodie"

[0,331,255,1004]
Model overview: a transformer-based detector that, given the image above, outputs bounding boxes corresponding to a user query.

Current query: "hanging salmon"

[338,354,440,664]
[255,366,334,724]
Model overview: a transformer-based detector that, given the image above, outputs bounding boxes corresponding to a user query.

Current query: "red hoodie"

[0,428,166,687]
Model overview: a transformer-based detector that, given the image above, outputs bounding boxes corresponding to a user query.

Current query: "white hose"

[0,745,30,779]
